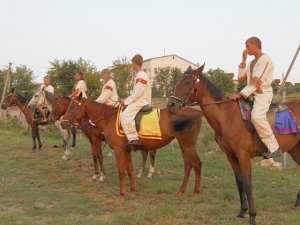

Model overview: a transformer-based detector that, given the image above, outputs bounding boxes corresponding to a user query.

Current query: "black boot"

[127,140,144,152]
[262,148,282,159]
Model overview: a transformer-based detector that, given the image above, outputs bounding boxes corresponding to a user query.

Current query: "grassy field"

[0,121,299,225]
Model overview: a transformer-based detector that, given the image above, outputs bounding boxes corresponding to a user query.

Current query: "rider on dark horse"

[229,37,282,161]
[29,75,54,122]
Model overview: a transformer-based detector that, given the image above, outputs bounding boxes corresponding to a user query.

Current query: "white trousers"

[251,92,279,152]
[120,104,143,141]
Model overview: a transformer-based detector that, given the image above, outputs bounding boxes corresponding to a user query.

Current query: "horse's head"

[61,93,87,129]
[44,91,70,121]
[167,64,205,113]
[1,88,18,110]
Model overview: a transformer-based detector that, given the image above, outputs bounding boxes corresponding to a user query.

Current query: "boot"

[262,148,282,159]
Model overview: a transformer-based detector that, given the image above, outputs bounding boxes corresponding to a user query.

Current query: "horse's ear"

[196,63,205,76]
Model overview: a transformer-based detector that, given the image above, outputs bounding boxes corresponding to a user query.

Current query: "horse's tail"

[172,116,199,132]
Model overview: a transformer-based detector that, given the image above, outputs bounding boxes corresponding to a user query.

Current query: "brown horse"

[43,91,106,180]
[61,95,203,201]
[168,65,300,225]
[1,89,76,151]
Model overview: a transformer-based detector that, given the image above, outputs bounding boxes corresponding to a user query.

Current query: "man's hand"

[119,99,125,105]
[229,93,242,101]
[239,49,248,68]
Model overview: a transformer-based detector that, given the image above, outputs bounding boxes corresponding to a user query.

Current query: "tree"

[47,58,100,99]
[206,68,235,97]
[0,65,37,97]
[111,57,133,98]
[152,67,182,98]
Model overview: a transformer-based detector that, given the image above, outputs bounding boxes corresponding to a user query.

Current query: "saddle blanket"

[274,109,300,135]
[239,100,300,136]
[116,108,162,140]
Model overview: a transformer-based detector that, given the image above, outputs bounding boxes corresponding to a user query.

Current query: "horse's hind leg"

[137,151,148,178]
[71,126,77,148]
[31,125,37,151]
[147,151,156,178]
[288,143,300,208]
[36,125,42,150]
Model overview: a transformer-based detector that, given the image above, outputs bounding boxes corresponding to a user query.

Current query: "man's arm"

[124,77,148,105]
[96,86,112,103]
[240,56,269,98]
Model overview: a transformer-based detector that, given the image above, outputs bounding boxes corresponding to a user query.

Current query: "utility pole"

[0,62,12,108]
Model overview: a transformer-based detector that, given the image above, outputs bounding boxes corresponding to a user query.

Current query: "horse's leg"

[137,151,148,178]
[125,151,136,193]
[96,138,105,182]
[176,142,193,196]
[36,125,42,150]
[287,143,300,208]
[71,126,77,148]
[238,153,256,225]
[188,149,202,195]
[31,125,37,151]
[114,148,128,202]
[226,153,248,218]
[147,151,156,178]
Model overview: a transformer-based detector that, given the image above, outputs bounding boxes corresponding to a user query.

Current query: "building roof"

[144,54,198,67]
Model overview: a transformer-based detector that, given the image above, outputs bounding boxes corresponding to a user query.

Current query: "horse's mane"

[15,91,32,104]
[44,91,70,102]
[201,74,224,101]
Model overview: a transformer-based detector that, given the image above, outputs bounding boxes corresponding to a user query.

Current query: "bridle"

[169,73,200,107]
[169,73,232,109]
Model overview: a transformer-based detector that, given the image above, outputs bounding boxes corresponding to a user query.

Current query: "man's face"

[100,72,110,82]
[74,73,81,81]
[245,41,258,56]
[130,62,141,73]
[44,78,50,86]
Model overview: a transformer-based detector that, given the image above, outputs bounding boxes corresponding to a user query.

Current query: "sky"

[0,0,299,82]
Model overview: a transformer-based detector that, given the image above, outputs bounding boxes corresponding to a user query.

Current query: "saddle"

[122,104,153,131]
[116,105,162,140]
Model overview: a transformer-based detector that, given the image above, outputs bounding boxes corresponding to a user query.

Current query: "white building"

[143,54,198,80]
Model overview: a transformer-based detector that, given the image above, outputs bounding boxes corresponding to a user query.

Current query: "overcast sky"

[0,0,299,82]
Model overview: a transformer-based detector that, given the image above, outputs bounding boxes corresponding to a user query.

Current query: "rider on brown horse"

[229,37,282,160]
[70,71,88,99]
[95,69,119,107]
[120,54,151,150]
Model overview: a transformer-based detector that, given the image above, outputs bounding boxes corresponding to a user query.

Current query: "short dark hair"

[131,54,143,66]
[246,37,262,49]
[76,71,84,77]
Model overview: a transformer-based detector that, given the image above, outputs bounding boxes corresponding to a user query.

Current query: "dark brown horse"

[168,65,300,225]
[61,96,203,201]
[2,89,76,151]
[43,91,106,180]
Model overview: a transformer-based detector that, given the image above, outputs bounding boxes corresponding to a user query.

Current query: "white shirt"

[75,80,88,98]
[95,79,119,106]
[124,70,152,106]
[239,54,274,98]
[41,84,54,94]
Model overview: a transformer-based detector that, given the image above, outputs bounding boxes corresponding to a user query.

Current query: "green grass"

[0,122,299,225]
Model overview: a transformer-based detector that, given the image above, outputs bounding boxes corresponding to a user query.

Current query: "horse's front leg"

[147,151,156,178]
[238,153,256,225]
[137,151,148,178]
[125,151,136,193]
[114,148,128,203]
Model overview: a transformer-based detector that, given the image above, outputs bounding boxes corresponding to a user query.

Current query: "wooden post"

[0,62,12,108]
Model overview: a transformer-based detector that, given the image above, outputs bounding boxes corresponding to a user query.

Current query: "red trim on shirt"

[136,78,148,85]
[105,86,113,91]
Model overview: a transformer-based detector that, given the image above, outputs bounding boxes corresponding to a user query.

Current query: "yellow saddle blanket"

[116,107,162,140]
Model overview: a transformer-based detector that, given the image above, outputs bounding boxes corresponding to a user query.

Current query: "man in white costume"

[70,71,88,99]
[120,54,152,150]
[230,37,282,159]
[29,75,54,121]
[95,69,119,107]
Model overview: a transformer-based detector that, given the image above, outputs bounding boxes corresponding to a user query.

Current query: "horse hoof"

[119,195,125,206]
[236,211,247,218]
[99,175,105,182]
[176,191,184,197]
[62,155,69,161]
[147,174,153,179]
[192,191,200,197]
[249,216,256,225]
[92,174,98,181]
